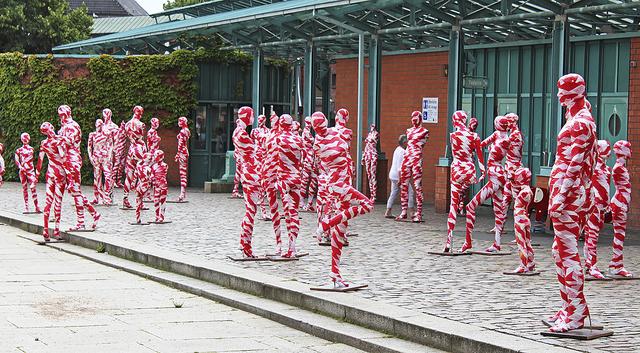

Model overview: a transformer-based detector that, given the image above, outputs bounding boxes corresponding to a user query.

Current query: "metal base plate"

[585,275,613,282]
[310,284,368,292]
[267,256,299,262]
[94,204,114,207]
[346,233,358,237]
[149,221,172,224]
[607,274,639,280]
[541,319,604,330]
[503,270,541,276]
[471,250,513,256]
[23,211,42,214]
[227,255,269,262]
[318,241,331,246]
[119,207,134,211]
[540,329,613,340]
[68,228,95,232]
[384,215,396,219]
[129,222,150,226]
[227,196,243,199]
[428,251,472,256]
[37,238,66,245]
[166,200,189,203]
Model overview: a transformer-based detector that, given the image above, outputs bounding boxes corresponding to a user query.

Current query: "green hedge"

[0,49,254,182]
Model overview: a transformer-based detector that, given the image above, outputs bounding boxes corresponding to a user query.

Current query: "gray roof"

[92,16,160,35]
[70,0,148,17]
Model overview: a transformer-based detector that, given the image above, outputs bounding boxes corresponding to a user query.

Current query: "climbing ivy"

[0,49,262,182]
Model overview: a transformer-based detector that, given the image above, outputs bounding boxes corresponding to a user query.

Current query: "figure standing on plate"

[112,121,128,188]
[147,117,161,154]
[175,117,190,202]
[510,167,536,273]
[263,114,283,254]
[362,124,378,201]
[462,115,510,253]
[312,112,373,288]
[151,149,168,223]
[443,111,484,253]
[57,105,100,231]
[15,132,40,213]
[134,153,152,224]
[546,73,597,333]
[88,119,112,205]
[300,116,316,211]
[36,122,66,240]
[122,106,147,208]
[396,111,429,223]
[609,140,632,278]
[250,114,269,220]
[494,113,523,236]
[583,140,611,279]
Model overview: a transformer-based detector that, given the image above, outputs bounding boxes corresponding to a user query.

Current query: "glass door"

[189,105,210,187]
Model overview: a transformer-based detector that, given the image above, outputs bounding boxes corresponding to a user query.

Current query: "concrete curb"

[0,211,591,353]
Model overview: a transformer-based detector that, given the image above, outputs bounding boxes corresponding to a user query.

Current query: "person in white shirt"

[385,135,414,217]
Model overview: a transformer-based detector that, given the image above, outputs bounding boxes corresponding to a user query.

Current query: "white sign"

[422,97,438,123]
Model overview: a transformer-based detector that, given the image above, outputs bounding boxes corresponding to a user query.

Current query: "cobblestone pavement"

[0,224,364,353]
[1,182,638,352]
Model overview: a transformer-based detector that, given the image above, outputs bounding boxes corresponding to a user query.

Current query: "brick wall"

[335,51,449,205]
[627,38,640,228]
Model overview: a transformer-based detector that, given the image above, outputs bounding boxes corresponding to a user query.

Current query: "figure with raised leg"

[15,133,40,214]
[274,114,303,258]
[175,116,190,202]
[396,111,429,223]
[36,123,66,241]
[545,74,597,334]
[311,112,373,289]
[362,124,379,201]
[122,106,147,209]
[583,140,612,280]
[609,140,632,279]
[151,149,169,223]
[441,111,484,253]
[231,107,264,260]
[462,115,510,253]
[505,167,537,274]
[57,105,100,231]
[494,113,523,238]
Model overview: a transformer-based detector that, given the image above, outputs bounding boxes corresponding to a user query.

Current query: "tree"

[0,0,93,54]
[163,0,208,11]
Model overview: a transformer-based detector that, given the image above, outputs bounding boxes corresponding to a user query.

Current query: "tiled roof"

[92,16,159,35]
[70,0,148,17]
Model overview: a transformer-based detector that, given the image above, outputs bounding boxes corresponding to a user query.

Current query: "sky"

[136,0,166,15]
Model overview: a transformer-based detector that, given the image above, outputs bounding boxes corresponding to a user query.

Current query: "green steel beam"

[548,16,569,165]
[447,25,463,153]
[356,33,365,191]
[252,48,264,126]
[404,0,457,23]
[303,41,315,117]
[368,35,382,151]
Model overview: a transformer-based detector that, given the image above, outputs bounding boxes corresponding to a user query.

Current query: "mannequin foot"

[549,315,585,333]
[282,249,296,258]
[332,277,349,288]
[586,266,605,279]
[510,265,527,274]
[485,243,501,253]
[92,213,101,229]
[459,242,472,253]
[122,198,132,209]
[609,267,633,277]
[394,212,407,221]
[68,224,86,232]
[526,263,537,272]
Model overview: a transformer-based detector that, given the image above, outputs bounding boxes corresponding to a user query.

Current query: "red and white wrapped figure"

[88,119,113,205]
[134,153,152,224]
[547,73,597,333]
[14,132,40,213]
[101,108,118,196]
[250,114,269,219]
[147,117,161,154]
[274,114,303,257]
[233,107,262,258]
[57,105,100,231]
[312,112,373,288]
[396,111,429,222]
[112,121,128,188]
[36,122,66,240]
[122,106,147,208]
[300,116,316,210]
[462,115,510,253]
[151,149,169,223]
[334,108,355,183]
[175,116,190,201]
[231,149,243,198]
[362,124,379,201]
[495,113,523,235]
[443,111,484,252]
[609,140,632,278]
[510,167,536,273]
[583,140,611,279]
[0,143,5,187]
[263,113,283,253]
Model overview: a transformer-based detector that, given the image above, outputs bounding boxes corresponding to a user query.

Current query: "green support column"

[321,63,331,116]
[303,42,316,116]
[446,25,463,160]
[356,33,366,191]
[548,15,569,165]
[293,62,301,116]
[368,35,382,135]
[252,48,264,126]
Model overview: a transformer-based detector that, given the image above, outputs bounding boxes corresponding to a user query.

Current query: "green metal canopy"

[54,0,640,57]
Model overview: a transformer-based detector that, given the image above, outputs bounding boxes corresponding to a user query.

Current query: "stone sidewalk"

[0,224,364,353]
[1,182,638,352]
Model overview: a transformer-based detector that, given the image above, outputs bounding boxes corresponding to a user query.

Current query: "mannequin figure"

[263,113,283,254]
[36,122,66,240]
[57,105,100,230]
[495,113,523,235]
[250,114,269,220]
[312,112,373,287]
[231,149,243,198]
[147,117,161,154]
[88,119,112,205]
[175,116,190,201]
[122,106,147,208]
[462,115,510,253]
[300,116,316,209]
[362,124,379,201]
[101,108,118,196]
[546,73,597,333]
[15,132,40,213]
[396,111,429,222]
[134,153,152,224]
[443,111,484,252]
[151,149,169,223]
[510,167,536,273]
[609,140,632,278]
[112,121,128,188]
